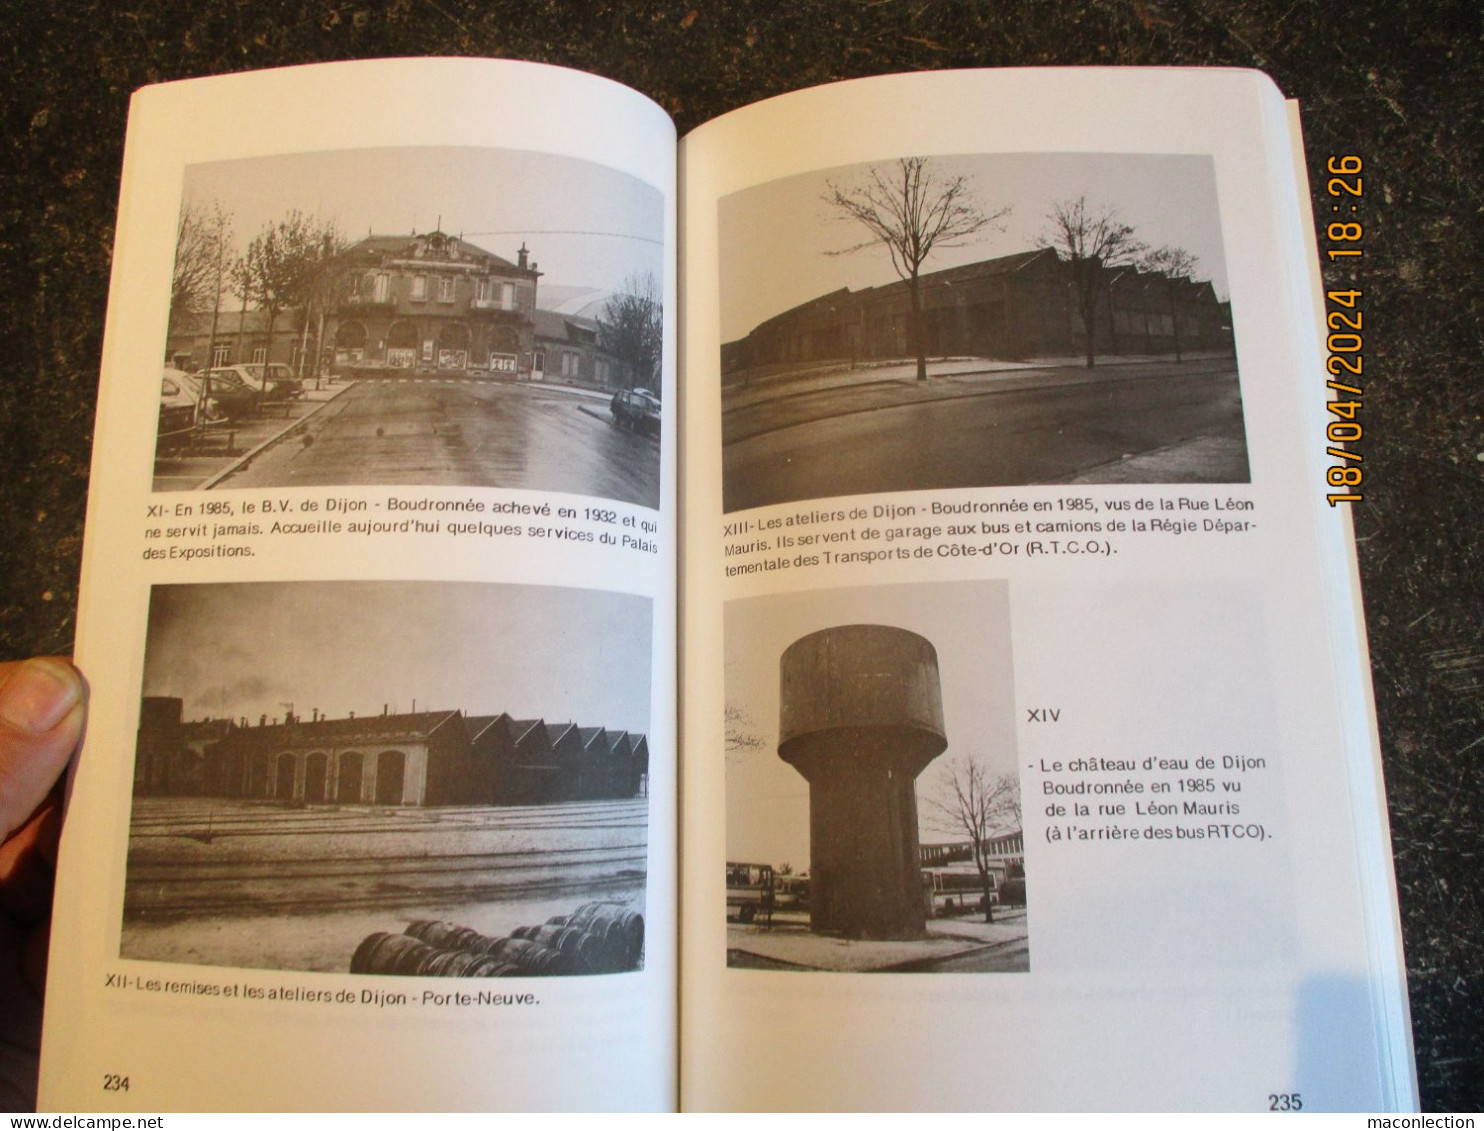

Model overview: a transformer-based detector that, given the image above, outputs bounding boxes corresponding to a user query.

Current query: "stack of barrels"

[351,902,644,977]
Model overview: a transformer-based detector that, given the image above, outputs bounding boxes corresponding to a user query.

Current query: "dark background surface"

[1,0,1479,1111]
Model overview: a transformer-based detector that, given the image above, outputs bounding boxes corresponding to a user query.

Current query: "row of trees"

[824,157,1204,376]
[173,203,348,379]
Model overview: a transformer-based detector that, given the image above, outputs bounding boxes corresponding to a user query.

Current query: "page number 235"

[1269,1093,1302,1111]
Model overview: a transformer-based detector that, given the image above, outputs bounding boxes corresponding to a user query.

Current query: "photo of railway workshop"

[720,152,1247,513]
[121,581,654,977]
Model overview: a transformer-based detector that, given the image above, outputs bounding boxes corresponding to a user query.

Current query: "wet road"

[723,365,1248,512]
[218,378,660,509]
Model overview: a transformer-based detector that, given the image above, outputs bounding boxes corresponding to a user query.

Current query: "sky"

[180,145,664,296]
[717,152,1229,343]
[724,580,1018,869]
[142,581,653,734]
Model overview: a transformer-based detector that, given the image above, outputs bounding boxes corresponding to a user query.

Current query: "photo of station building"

[134,697,649,807]
[329,229,541,377]
[721,247,1231,379]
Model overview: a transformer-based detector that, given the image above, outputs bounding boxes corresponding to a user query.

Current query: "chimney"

[312,708,319,723]
[518,243,528,270]
[259,714,267,727]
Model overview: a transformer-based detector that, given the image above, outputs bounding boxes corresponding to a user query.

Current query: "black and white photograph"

[720,153,1247,513]
[156,146,664,508]
[724,580,1027,973]
[122,581,653,976]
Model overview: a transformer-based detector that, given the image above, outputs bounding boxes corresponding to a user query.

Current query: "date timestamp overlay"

[1322,155,1364,505]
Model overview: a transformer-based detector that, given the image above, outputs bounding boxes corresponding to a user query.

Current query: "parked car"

[197,364,301,420]
[241,362,304,399]
[158,371,198,440]
[159,367,222,442]
[610,387,661,436]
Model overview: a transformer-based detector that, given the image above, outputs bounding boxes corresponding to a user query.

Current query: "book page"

[41,59,677,1112]
[679,68,1414,1111]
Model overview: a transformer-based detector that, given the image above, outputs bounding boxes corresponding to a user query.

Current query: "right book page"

[678,68,1416,1112]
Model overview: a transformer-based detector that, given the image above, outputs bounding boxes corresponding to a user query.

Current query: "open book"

[38,60,1416,1111]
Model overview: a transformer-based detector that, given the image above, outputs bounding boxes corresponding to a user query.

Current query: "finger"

[0,799,60,921]
[0,659,84,843]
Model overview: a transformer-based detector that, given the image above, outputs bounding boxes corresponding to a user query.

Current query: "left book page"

[39,58,678,1112]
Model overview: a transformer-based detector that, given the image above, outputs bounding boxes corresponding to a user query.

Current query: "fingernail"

[0,659,83,735]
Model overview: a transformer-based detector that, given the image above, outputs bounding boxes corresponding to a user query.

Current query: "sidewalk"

[722,353,1239,447]
[727,909,1029,972]
[152,382,353,492]
[723,351,1233,416]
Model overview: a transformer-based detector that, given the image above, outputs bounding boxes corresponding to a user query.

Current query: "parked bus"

[725,861,775,924]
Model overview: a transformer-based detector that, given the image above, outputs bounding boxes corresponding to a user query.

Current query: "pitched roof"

[215,709,460,752]
[341,230,520,272]
[533,309,602,342]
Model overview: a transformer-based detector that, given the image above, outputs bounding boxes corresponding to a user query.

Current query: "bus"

[725,861,775,924]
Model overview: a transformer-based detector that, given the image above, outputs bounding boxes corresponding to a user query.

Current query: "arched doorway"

[249,752,272,798]
[275,753,297,801]
[437,322,470,370]
[387,320,419,369]
[488,325,520,376]
[375,750,406,805]
[334,320,367,367]
[336,751,363,803]
[304,751,329,803]
[217,750,246,797]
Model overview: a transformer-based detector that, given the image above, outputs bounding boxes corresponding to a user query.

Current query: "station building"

[329,230,541,378]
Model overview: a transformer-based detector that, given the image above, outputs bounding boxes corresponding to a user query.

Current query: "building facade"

[135,700,647,807]
[532,309,620,387]
[164,230,544,379]
[721,248,1232,380]
[330,230,540,377]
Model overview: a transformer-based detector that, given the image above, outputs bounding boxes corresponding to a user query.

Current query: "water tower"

[778,624,947,939]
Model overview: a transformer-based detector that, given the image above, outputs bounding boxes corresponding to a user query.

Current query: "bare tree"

[824,157,1008,381]
[239,211,343,370]
[171,201,233,318]
[1041,196,1146,368]
[725,703,766,759]
[599,272,663,393]
[1141,244,1199,363]
[926,756,1021,922]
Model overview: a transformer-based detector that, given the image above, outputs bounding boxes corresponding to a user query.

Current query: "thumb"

[0,659,84,842]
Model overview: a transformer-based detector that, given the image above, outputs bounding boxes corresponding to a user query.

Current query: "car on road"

[610,387,661,436]
[197,364,302,420]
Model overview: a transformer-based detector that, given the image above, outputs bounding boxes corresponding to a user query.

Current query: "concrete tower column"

[778,625,947,940]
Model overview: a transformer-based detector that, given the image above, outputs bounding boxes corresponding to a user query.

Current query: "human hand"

[0,658,85,1110]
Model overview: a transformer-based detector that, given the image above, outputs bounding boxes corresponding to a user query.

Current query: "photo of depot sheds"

[157,146,663,508]
[123,581,653,977]
[720,153,1247,512]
